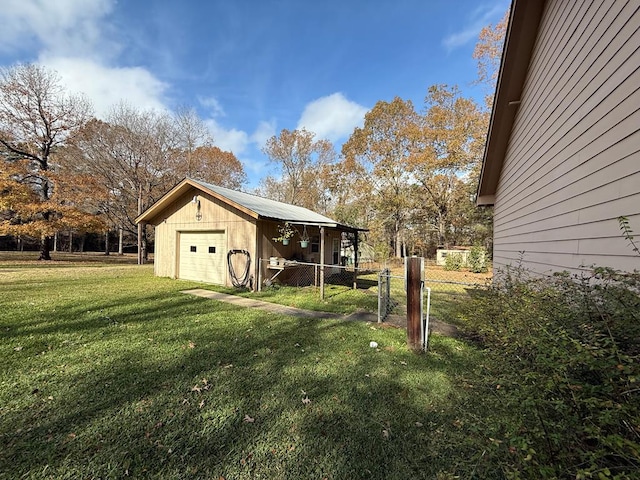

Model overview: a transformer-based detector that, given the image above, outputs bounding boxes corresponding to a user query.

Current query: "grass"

[214,267,486,325]
[215,283,380,315]
[0,255,513,479]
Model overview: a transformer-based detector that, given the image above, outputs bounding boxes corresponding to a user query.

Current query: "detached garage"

[135,178,364,290]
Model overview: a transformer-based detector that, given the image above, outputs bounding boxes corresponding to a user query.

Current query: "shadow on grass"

[0,292,492,479]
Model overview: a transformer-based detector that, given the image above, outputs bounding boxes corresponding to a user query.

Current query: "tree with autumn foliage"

[341,97,419,258]
[409,85,488,248]
[0,64,102,260]
[261,128,336,213]
[171,145,246,189]
[473,9,509,96]
[66,105,178,263]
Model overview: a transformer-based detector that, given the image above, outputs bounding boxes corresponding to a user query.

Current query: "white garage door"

[178,231,226,284]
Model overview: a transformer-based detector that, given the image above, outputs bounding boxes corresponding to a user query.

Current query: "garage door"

[178,231,226,284]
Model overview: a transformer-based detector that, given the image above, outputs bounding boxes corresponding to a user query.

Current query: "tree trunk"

[118,226,124,255]
[68,231,73,253]
[437,211,447,248]
[142,225,148,263]
[104,230,110,256]
[53,232,58,252]
[79,234,86,253]
[39,235,52,260]
[137,192,145,265]
[394,221,402,258]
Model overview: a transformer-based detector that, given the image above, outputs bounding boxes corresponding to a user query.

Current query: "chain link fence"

[422,259,490,323]
[377,268,405,322]
[256,257,490,325]
[369,259,490,324]
[258,258,377,291]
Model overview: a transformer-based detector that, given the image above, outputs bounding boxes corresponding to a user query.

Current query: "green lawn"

[214,271,480,325]
[0,259,510,479]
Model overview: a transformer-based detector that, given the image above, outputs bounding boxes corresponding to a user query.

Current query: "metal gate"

[377,268,402,322]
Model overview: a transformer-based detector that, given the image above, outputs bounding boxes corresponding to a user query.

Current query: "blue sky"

[0,0,508,188]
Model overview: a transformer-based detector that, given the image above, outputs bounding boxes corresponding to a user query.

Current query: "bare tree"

[68,104,177,263]
[0,63,93,259]
[172,107,213,178]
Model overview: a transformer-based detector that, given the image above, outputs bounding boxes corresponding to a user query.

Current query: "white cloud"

[204,118,250,155]
[250,120,277,149]
[0,0,116,57]
[198,96,226,117]
[1,0,169,117]
[296,92,367,142]
[42,56,169,117]
[442,3,506,51]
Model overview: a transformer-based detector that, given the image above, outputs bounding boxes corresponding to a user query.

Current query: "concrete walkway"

[181,289,459,337]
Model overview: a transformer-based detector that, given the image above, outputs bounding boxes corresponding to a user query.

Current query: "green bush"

[457,265,640,479]
[444,252,464,271]
[467,246,488,273]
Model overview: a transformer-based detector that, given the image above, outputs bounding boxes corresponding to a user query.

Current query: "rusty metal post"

[406,256,423,352]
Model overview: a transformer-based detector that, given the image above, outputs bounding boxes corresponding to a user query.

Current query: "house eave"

[257,216,368,233]
[476,0,547,206]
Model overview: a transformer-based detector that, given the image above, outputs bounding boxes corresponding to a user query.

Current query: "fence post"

[257,259,262,292]
[406,256,423,352]
[320,227,325,300]
[377,270,383,323]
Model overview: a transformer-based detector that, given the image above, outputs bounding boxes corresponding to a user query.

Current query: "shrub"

[444,252,464,271]
[467,246,488,273]
[457,266,640,478]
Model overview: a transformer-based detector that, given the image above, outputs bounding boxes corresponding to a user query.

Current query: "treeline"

[260,86,492,259]
[0,64,245,261]
[257,14,508,260]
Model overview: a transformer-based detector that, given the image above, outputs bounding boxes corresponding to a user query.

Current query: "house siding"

[493,0,640,274]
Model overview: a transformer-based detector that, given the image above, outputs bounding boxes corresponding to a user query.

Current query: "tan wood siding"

[493,0,640,274]
[258,223,340,265]
[150,188,257,284]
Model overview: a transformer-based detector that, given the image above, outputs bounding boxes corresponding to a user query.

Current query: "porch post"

[320,226,325,300]
[353,231,359,290]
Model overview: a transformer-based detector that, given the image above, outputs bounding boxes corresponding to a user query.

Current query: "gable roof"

[136,178,364,231]
[476,0,547,206]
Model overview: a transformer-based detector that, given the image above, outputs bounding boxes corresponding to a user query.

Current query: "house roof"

[476,0,547,206]
[135,178,365,232]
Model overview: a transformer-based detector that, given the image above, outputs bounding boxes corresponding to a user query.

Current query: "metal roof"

[195,180,343,226]
[136,178,365,232]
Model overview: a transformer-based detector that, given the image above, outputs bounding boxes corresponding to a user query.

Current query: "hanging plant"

[299,225,310,248]
[272,222,295,245]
